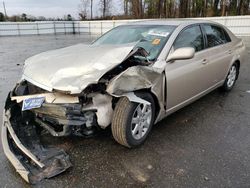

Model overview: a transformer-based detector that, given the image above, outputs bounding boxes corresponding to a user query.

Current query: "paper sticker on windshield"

[152,39,161,45]
[148,30,169,37]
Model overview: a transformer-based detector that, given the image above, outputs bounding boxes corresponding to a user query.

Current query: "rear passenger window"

[222,29,231,43]
[173,25,204,52]
[203,24,231,48]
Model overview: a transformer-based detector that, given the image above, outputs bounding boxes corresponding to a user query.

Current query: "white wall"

[0,16,250,36]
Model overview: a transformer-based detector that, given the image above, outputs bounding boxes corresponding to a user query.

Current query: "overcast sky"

[0,0,123,19]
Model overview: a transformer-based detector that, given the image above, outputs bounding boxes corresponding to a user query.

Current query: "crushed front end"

[2,94,72,184]
[1,42,164,184]
[2,81,113,184]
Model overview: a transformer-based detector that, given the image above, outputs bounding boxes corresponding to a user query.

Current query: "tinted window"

[173,25,204,52]
[203,24,230,48]
[222,28,231,42]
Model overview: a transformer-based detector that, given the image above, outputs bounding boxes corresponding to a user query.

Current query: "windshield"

[93,25,176,61]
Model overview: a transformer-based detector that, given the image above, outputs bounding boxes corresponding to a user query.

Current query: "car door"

[201,24,234,83]
[165,25,212,112]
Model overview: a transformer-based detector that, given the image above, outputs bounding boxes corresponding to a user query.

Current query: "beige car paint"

[22,43,136,94]
[166,47,195,62]
[164,41,245,116]
[165,47,223,110]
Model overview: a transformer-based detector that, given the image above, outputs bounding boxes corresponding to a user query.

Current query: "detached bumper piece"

[2,96,72,184]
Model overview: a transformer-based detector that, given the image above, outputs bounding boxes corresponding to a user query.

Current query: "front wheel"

[111,92,155,148]
[221,63,239,91]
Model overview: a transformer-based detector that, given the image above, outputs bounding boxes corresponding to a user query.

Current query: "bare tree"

[237,0,244,15]
[21,13,27,21]
[100,0,112,18]
[90,0,93,19]
[158,0,165,18]
[124,0,130,16]
[212,0,220,16]
[243,0,250,15]
[179,0,188,17]
[78,0,90,20]
[168,0,174,18]
[221,0,230,16]
[131,0,142,18]
[0,12,5,21]
[80,0,250,20]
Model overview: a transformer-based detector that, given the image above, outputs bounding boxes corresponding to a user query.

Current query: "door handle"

[201,59,208,65]
[227,50,232,54]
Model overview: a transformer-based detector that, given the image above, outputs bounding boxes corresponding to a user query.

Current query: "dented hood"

[22,43,135,94]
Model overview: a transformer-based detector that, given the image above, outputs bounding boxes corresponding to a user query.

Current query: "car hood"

[22,43,135,94]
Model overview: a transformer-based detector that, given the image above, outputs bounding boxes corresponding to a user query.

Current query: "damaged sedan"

[2,20,246,183]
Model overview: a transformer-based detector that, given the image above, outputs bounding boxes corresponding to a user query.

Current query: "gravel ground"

[0,34,250,188]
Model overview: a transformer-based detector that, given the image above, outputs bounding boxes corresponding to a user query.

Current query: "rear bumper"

[1,95,72,184]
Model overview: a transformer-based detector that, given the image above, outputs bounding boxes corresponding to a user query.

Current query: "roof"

[127,19,215,26]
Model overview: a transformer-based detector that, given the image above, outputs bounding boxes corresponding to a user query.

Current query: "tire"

[111,92,156,148]
[221,63,239,92]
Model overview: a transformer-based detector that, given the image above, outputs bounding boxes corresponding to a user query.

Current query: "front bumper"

[1,95,72,184]
[2,112,30,182]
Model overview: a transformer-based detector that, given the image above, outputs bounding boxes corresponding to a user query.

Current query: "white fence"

[0,16,250,37]
[0,20,138,36]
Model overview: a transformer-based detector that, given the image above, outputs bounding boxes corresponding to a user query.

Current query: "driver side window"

[173,25,204,52]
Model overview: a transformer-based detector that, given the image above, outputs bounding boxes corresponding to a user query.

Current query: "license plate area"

[22,97,45,111]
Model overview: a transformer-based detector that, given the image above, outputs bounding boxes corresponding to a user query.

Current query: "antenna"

[3,1,7,18]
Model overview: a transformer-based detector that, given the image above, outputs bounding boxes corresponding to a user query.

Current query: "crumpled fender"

[106,66,162,95]
[106,65,166,123]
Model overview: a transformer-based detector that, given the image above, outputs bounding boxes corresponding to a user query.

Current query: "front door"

[165,25,210,112]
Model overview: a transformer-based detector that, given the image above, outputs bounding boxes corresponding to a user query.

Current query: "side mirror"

[166,47,195,62]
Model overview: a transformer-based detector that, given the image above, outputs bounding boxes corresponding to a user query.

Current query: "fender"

[106,65,166,123]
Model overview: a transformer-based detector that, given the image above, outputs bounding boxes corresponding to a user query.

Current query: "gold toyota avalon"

[2,20,247,183]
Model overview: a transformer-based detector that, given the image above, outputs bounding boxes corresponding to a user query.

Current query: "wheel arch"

[224,57,241,81]
[234,60,240,79]
[133,88,161,123]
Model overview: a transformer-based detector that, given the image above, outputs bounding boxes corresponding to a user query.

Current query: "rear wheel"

[111,92,155,148]
[221,63,239,91]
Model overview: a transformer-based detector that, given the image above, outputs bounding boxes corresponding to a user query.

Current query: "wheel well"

[234,60,240,79]
[134,89,160,121]
[235,60,240,70]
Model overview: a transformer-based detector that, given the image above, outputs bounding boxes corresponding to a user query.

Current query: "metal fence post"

[78,22,80,35]
[53,22,56,35]
[63,22,66,35]
[72,21,75,34]
[224,17,228,28]
[88,22,91,36]
[36,23,39,35]
[17,23,20,36]
[101,22,103,35]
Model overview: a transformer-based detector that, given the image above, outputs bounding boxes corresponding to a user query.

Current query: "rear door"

[201,24,233,83]
[165,25,211,111]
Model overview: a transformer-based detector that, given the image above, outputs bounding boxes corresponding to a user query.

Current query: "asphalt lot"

[0,34,250,188]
